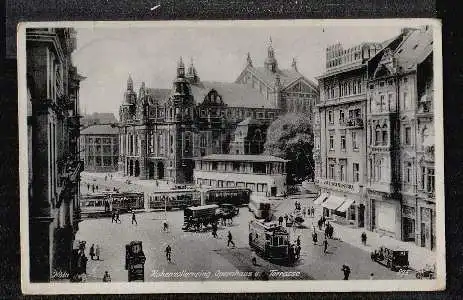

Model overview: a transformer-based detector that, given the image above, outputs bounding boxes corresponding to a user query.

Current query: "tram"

[201,187,251,206]
[248,195,273,221]
[147,189,201,211]
[80,192,144,217]
[248,219,290,262]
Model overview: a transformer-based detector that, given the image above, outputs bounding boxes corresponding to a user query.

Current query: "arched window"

[382,124,388,146]
[375,124,382,146]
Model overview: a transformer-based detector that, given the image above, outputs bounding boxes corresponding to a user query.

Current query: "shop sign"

[315,179,360,193]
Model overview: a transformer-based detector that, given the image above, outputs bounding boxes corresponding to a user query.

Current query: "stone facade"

[80,124,119,172]
[26,28,84,281]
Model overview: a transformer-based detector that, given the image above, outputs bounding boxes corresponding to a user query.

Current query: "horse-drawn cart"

[182,204,219,231]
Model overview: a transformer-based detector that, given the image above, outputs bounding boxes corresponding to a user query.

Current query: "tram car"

[80,192,144,218]
[248,219,290,262]
[147,189,201,211]
[201,187,251,206]
[182,204,219,231]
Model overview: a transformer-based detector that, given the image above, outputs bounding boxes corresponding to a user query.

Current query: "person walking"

[361,232,367,246]
[296,236,301,247]
[111,211,115,223]
[323,238,328,254]
[251,251,257,266]
[312,231,318,245]
[96,185,99,192]
[311,206,315,217]
[87,183,90,191]
[103,271,111,282]
[295,245,301,260]
[278,216,283,226]
[165,245,172,262]
[95,244,100,261]
[92,184,95,193]
[163,220,169,232]
[89,244,95,260]
[131,211,137,225]
[342,264,351,280]
[284,214,288,226]
[212,226,218,238]
[369,273,374,280]
[303,208,306,218]
[227,231,235,247]
[116,210,121,223]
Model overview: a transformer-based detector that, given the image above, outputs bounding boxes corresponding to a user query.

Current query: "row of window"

[196,178,269,193]
[328,131,359,151]
[86,145,118,155]
[324,79,363,100]
[86,137,116,144]
[86,155,118,167]
[197,161,284,175]
[327,108,362,125]
[327,160,360,182]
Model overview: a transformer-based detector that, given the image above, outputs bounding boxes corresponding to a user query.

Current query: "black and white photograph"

[18,20,444,293]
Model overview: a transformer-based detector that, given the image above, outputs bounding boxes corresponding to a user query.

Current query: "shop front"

[368,193,401,240]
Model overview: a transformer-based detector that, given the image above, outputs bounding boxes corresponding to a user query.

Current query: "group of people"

[104,174,113,181]
[87,183,99,193]
[89,243,101,261]
[111,210,122,223]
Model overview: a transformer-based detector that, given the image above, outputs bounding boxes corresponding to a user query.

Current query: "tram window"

[273,237,278,246]
[266,234,271,240]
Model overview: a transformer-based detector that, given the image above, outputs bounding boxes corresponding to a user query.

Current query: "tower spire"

[127,73,133,90]
[292,57,298,71]
[177,56,185,78]
[246,52,253,67]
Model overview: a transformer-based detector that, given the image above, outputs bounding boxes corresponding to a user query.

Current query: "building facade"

[80,124,119,172]
[26,28,84,281]
[194,154,288,197]
[118,42,319,184]
[366,26,435,249]
[314,41,383,227]
[315,26,435,250]
[80,112,117,128]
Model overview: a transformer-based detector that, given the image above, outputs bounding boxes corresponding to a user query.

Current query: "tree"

[264,113,314,184]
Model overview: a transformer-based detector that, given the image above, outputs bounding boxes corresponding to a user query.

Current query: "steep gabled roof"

[191,81,275,109]
[146,88,171,104]
[80,124,119,135]
[394,27,433,72]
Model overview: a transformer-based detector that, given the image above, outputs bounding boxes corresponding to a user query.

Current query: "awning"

[336,198,355,212]
[321,195,345,210]
[313,193,329,205]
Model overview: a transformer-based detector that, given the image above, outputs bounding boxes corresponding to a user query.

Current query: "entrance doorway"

[157,162,164,179]
[129,160,134,176]
[403,218,415,241]
[421,223,426,247]
[271,187,277,196]
[358,204,365,227]
[148,162,155,179]
[135,160,140,177]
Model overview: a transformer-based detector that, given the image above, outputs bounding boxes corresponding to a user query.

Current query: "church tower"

[264,37,278,72]
[186,58,200,84]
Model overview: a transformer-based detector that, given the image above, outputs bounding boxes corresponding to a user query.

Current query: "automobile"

[370,246,409,271]
[416,264,435,279]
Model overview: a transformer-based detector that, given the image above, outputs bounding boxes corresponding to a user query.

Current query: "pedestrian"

[116,210,121,223]
[251,251,257,266]
[132,211,137,225]
[318,218,323,230]
[303,208,306,218]
[155,180,159,187]
[284,214,288,225]
[324,224,330,238]
[278,216,283,226]
[165,245,172,262]
[329,224,334,239]
[311,207,315,217]
[296,236,301,247]
[95,244,101,260]
[212,226,218,238]
[89,244,95,260]
[111,211,115,223]
[96,185,99,192]
[92,184,95,193]
[361,232,367,246]
[323,238,328,254]
[227,231,235,247]
[87,183,90,191]
[312,232,318,245]
[163,220,169,232]
[342,264,351,280]
[295,245,301,260]
[105,175,107,181]
[103,271,111,282]
[369,273,374,280]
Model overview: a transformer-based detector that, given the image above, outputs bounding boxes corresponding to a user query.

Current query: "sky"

[72,22,403,119]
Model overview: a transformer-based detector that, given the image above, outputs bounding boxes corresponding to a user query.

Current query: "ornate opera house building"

[118,41,319,184]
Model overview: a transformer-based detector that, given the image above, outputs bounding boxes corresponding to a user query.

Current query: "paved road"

[76,206,415,282]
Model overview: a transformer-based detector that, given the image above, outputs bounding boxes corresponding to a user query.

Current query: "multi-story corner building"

[80,124,120,172]
[366,26,435,249]
[118,41,319,184]
[193,154,288,196]
[314,41,383,227]
[26,28,85,281]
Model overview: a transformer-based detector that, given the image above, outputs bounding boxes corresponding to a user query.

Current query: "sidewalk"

[309,206,435,271]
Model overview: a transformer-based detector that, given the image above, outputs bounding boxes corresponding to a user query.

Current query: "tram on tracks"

[147,189,201,211]
[80,191,144,217]
[249,219,290,262]
[200,187,251,206]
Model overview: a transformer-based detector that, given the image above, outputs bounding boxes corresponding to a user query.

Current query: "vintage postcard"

[18,19,445,294]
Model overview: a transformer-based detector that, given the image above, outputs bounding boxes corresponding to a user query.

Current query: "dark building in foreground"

[80,124,119,172]
[118,42,319,184]
[26,28,85,281]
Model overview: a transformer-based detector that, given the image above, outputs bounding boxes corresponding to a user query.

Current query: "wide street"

[76,175,416,282]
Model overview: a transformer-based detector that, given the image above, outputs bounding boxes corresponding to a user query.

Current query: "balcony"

[340,118,364,129]
[368,181,396,194]
[417,94,433,116]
